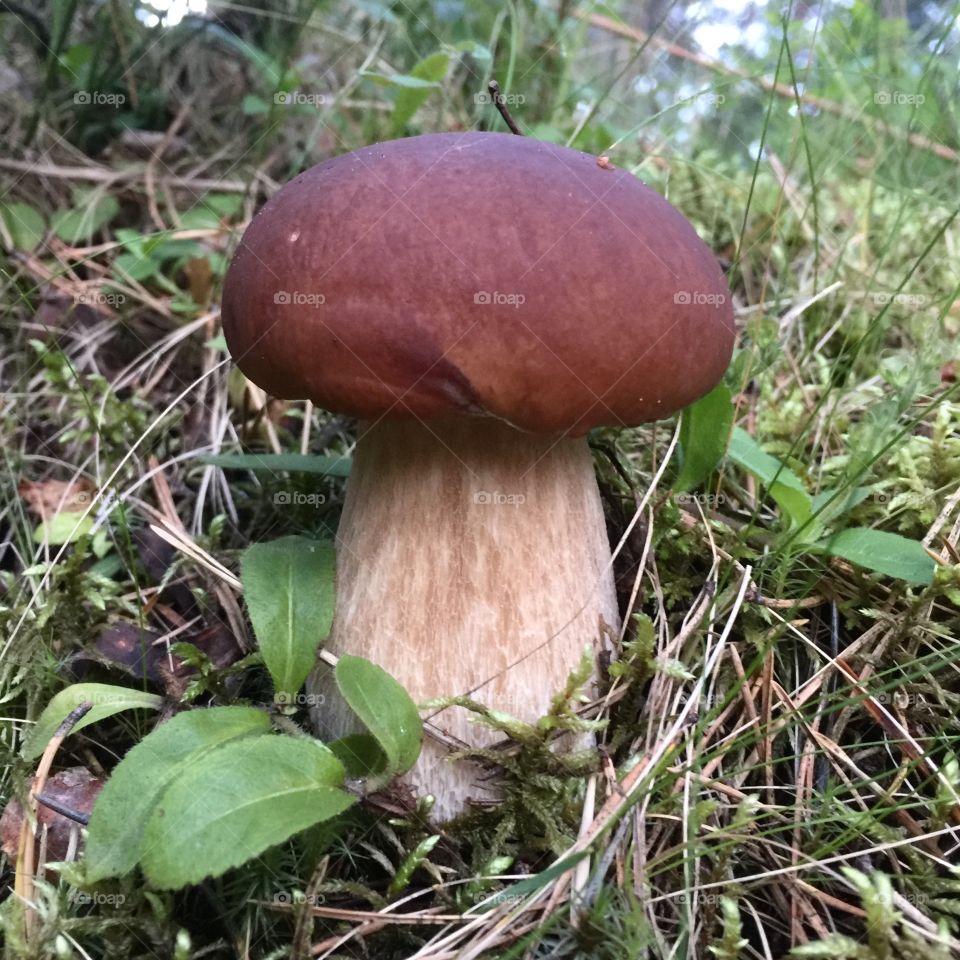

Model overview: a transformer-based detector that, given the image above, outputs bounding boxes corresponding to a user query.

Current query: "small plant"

[677,383,938,587]
[22,536,422,891]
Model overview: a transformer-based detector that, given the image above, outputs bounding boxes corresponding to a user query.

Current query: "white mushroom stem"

[311,417,620,821]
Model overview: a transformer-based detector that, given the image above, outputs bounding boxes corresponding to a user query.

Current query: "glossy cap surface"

[222,132,735,434]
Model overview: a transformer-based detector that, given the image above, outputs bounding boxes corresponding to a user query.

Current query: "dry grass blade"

[14,702,93,939]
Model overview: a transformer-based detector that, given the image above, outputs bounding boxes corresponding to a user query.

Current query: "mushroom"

[221,132,734,820]
[0,767,105,867]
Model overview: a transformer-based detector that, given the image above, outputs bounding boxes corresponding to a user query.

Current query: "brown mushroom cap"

[222,132,734,435]
[0,767,105,865]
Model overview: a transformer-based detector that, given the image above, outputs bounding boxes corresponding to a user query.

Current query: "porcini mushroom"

[221,132,734,820]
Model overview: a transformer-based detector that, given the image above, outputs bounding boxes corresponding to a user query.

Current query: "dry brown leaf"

[18,478,95,520]
[183,255,214,308]
[0,767,105,865]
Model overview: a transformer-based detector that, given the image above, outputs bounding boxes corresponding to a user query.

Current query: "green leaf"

[113,252,159,282]
[140,233,171,257]
[391,52,449,134]
[362,70,443,90]
[21,684,163,760]
[199,453,352,477]
[178,194,244,230]
[33,511,93,545]
[819,528,935,585]
[727,427,804,490]
[727,427,812,528]
[140,735,353,888]
[91,528,111,558]
[152,239,203,263]
[475,852,590,911]
[811,486,871,525]
[114,227,144,247]
[176,209,219,231]
[204,193,244,217]
[675,382,733,492]
[51,194,119,244]
[388,834,440,897]
[451,39,492,62]
[242,93,270,115]
[242,537,336,700]
[335,655,422,780]
[327,734,388,780]
[60,43,93,74]
[85,706,271,881]
[0,202,45,250]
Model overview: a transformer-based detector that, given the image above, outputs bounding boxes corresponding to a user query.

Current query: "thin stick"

[34,793,90,826]
[0,157,253,192]
[487,81,523,136]
[16,702,93,938]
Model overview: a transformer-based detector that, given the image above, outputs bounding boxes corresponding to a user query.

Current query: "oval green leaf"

[392,52,450,134]
[21,683,163,760]
[33,511,94,545]
[51,195,119,244]
[85,705,271,881]
[727,426,812,528]
[1,202,45,251]
[675,382,733,492]
[241,536,336,702]
[327,734,388,780]
[141,735,353,889]
[820,527,935,585]
[335,655,422,779]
